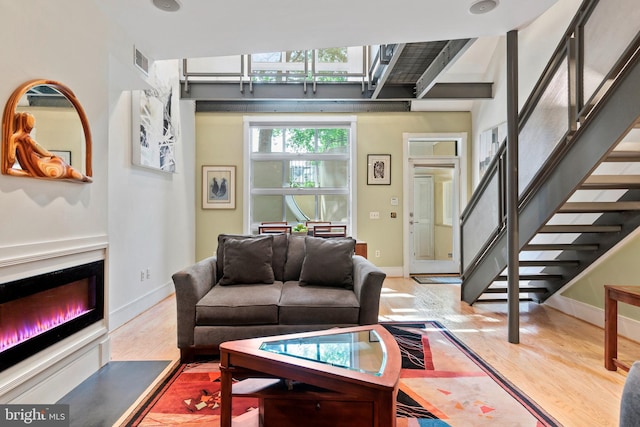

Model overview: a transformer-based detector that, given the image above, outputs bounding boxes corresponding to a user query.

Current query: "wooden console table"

[604,285,640,371]
[355,241,367,258]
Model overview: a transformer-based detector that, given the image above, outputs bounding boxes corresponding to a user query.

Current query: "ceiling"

[96,0,556,61]
[95,0,558,109]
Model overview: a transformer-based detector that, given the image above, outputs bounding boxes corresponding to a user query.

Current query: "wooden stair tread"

[581,175,640,189]
[496,274,562,281]
[559,201,640,213]
[539,224,622,233]
[484,287,549,293]
[523,243,599,251]
[605,151,640,162]
[519,260,580,267]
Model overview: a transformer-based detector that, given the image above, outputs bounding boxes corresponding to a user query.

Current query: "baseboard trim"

[545,294,640,343]
[109,282,174,331]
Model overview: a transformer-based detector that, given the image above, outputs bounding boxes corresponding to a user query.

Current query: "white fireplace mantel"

[0,235,109,403]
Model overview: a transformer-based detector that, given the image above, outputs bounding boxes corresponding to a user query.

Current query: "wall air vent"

[134,46,149,76]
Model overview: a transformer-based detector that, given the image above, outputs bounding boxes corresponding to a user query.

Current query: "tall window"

[245,116,356,233]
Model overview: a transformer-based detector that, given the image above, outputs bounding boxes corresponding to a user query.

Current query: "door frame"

[402,132,468,277]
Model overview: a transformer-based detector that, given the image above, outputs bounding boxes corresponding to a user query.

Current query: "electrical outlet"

[146,268,151,279]
[140,271,145,281]
[375,250,381,257]
[369,211,380,219]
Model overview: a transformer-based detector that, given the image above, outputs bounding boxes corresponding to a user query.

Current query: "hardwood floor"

[110,277,640,426]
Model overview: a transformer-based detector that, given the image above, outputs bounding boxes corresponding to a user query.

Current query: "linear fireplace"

[0,260,104,372]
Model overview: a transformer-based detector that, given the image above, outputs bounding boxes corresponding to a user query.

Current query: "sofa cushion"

[299,237,356,289]
[283,234,306,281]
[196,282,283,325]
[278,281,360,325]
[217,233,288,282]
[219,235,275,285]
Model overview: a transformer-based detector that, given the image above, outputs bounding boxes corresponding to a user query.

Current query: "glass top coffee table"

[219,324,401,427]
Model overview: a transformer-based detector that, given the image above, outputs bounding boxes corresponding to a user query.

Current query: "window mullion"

[251,188,348,195]
[251,153,348,161]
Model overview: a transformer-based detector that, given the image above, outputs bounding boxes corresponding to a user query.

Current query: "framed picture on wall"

[478,121,507,179]
[202,165,236,209]
[131,61,180,174]
[367,154,391,185]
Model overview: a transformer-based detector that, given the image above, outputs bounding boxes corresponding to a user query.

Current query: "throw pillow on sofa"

[216,233,287,281]
[219,235,275,285]
[283,234,306,281]
[299,236,356,289]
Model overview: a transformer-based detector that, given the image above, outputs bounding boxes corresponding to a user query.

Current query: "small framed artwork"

[51,150,72,165]
[367,154,391,185]
[202,166,236,209]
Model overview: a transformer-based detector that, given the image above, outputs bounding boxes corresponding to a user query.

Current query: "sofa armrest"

[352,255,386,325]
[172,256,217,348]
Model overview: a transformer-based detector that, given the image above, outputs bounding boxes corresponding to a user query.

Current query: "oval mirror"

[1,79,92,183]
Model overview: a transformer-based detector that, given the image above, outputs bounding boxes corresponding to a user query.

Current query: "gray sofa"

[172,233,386,361]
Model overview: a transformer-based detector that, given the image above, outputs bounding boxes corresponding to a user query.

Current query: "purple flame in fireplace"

[0,303,92,352]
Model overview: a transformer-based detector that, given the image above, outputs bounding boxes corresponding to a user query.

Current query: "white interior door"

[408,160,460,274]
[411,175,434,263]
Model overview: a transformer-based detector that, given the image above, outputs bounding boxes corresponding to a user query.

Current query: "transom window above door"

[245,116,356,234]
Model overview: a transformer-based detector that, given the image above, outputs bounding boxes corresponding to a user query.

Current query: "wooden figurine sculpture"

[1,79,93,183]
[5,112,91,182]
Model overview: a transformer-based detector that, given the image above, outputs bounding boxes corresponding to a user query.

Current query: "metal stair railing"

[460,0,640,304]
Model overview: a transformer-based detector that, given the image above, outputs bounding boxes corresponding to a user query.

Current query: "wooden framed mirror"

[1,79,92,183]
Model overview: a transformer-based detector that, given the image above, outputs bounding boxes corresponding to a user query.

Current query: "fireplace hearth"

[0,260,104,372]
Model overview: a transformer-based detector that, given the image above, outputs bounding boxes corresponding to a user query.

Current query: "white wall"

[107,65,196,329]
[0,0,195,355]
[471,0,583,187]
[0,0,112,402]
[0,1,109,244]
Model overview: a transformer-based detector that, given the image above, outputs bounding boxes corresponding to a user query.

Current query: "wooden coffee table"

[219,324,401,427]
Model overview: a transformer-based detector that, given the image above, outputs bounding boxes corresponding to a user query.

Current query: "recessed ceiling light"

[152,0,181,12]
[469,0,498,15]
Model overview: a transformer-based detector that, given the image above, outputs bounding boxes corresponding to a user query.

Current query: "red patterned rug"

[123,322,560,426]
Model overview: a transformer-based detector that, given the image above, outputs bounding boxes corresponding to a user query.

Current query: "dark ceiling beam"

[181,81,374,101]
[27,96,71,108]
[196,100,411,113]
[181,81,492,102]
[374,82,492,99]
[414,38,477,99]
[369,43,406,100]
[420,82,493,99]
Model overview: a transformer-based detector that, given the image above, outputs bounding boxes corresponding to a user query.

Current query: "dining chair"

[258,225,292,234]
[312,225,347,238]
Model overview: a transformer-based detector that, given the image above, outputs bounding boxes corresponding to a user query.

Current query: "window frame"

[243,115,357,235]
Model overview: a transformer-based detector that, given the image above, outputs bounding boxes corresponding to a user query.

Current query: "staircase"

[479,132,640,304]
[460,0,640,305]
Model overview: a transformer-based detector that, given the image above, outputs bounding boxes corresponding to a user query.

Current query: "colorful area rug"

[123,322,560,426]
